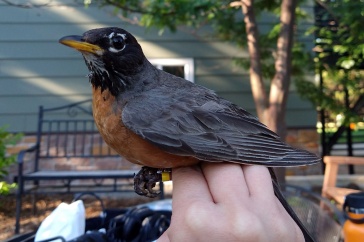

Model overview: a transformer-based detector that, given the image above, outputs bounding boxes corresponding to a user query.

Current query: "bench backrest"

[34,99,119,171]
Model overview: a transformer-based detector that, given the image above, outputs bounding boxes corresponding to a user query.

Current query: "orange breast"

[92,87,199,168]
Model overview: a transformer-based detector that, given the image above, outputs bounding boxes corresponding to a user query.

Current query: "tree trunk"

[239,0,297,184]
[240,0,268,121]
[268,0,296,138]
[269,0,297,183]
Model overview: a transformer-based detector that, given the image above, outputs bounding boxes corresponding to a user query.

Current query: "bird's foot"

[134,166,168,198]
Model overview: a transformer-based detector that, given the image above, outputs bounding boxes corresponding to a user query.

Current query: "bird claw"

[134,166,162,198]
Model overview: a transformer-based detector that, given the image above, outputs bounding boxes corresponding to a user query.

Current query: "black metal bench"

[14,99,163,234]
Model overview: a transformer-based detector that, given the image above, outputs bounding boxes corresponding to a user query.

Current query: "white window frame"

[149,58,195,83]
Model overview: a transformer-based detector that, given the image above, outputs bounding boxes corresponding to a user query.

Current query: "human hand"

[158,162,304,242]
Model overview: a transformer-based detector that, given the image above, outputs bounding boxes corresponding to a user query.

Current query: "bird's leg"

[134,166,170,198]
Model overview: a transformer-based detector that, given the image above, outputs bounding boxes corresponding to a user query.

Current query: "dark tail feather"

[268,168,316,242]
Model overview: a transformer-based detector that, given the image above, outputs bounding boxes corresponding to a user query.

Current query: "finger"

[161,165,216,242]
[201,162,250,205]
[241,165,275,200]
[171,165,214,209]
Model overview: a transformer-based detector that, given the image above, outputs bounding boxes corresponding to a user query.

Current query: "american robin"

[59,27,319,240]
[59,26,320,193]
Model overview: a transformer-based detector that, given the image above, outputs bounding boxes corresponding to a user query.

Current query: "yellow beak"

[59,35,103,54]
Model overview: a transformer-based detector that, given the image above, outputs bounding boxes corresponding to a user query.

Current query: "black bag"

[71,192,171,242]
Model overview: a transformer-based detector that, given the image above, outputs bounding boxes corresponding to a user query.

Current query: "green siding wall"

[0,1,316,132]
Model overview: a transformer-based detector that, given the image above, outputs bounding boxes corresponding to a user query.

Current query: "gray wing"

[122,81,319,166]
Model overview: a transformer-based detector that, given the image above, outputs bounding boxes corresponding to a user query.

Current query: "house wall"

[0,0,317,133]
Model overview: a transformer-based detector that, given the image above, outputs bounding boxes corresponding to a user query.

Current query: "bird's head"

[59,27,146,96]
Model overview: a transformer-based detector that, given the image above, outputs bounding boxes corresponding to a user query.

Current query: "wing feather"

[121,79,320,166]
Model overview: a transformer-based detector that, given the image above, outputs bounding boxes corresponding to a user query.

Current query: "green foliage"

[0,126,22,195]
[92,0,229,32]
[90,0,313,82]
[295,0,364,124]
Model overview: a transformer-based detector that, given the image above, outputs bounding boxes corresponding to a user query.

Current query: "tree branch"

[103,0,151,14]
[103,0,176,16]
[1,0,52,8]
[313,0,340,23]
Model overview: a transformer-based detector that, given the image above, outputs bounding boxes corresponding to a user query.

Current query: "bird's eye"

[109,35,126,53]
[112,36,125,49]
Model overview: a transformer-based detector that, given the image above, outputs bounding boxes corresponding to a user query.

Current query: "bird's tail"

[268,168,316,242]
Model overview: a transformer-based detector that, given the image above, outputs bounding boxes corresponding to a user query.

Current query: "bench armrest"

[16,144,39,184]
[323,156,364,165]
[322,156,364,204]
[17,144,39,164]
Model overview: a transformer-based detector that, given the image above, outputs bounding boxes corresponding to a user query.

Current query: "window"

[149,58,194,82]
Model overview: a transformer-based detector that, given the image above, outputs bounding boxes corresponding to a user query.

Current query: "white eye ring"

[108,32,127,53]
[109,46,125,53]
[108,32,127,40]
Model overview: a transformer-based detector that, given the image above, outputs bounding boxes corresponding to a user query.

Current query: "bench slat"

[323,187,360,205]
[322,156,364,205]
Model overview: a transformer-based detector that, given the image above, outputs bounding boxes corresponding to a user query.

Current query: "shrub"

[0,126,22,195]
